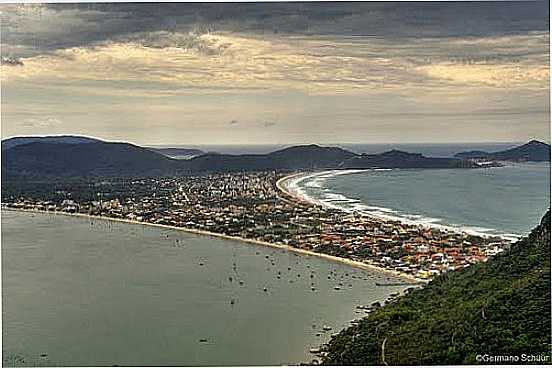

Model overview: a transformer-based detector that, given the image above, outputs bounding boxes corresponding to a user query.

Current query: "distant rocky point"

[455,140,550,162]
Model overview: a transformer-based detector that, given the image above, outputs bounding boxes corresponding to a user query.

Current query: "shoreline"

[276,170,520,242]
[3,207,424,284]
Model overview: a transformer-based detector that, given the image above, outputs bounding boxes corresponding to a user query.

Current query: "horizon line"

[2,134,544,147]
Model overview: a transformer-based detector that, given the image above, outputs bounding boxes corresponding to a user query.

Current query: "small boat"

[309,348,321,354]
[239,280,244,285]
[334,286,341,290]
[199,338,208,343]
[322,325,332,331]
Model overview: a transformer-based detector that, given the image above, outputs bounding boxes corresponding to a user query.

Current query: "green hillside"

[322,211,551,365]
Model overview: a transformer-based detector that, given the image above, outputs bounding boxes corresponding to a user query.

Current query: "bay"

[2,211,409,366]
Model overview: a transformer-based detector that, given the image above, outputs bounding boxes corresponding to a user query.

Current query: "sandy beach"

[3,207,424,284]
[276,170,520,243]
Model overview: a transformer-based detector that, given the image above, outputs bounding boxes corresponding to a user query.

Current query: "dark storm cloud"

[1,2,549,58]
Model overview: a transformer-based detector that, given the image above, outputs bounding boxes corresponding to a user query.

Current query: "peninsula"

[2,170,511,281]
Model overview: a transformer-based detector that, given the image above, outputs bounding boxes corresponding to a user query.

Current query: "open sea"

[151,142,523,156]
[2,211,411,367]
[291,162,551,240]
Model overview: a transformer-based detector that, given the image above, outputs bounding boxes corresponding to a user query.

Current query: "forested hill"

[455,140,550,162]
[322,210,551,365]
[2,137,483,179]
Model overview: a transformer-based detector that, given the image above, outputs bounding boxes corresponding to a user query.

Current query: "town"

[2,171,511,280]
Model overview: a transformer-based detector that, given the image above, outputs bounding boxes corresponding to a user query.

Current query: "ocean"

[150,142,523,156]
[2,211,411,367]
[290,162,551,240]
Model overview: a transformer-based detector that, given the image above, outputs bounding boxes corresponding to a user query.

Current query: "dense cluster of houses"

[3,171,510,280]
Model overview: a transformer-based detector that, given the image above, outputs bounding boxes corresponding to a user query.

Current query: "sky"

[0,2,550,145]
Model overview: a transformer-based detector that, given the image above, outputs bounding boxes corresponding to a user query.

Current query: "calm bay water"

[2,211,410,367]
[296,163,551,239]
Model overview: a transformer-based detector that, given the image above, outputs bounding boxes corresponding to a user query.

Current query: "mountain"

[455,140,550,162]
[1,135,101,151]
[342,149,476,169]
[321,210,551,365]
[2,141,181,178]
[188,144,357,172]
[147,147,205,159]
[1,136,486,178]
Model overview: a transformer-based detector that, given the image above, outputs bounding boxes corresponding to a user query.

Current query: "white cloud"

[2,31,548,97]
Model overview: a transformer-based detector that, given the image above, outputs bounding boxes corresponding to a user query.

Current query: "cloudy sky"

[1,2,549,145]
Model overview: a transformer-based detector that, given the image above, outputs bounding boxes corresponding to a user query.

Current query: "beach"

[3,207,423,283]
[276,169,529,242]
[4,168,517,283]
[2,208,415,366]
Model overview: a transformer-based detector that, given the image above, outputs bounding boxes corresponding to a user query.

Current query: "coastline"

[3,207,424,284]
[277,170,520,242]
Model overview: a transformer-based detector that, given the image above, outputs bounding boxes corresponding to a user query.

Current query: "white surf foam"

[283,170,519,242]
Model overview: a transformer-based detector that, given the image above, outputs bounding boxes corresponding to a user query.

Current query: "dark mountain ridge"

[187,144,358,172]
[1,135,101,151]
[2,136,499,179]
[2,141,181,179]
[343,149,474,169]
[455,140,550,162]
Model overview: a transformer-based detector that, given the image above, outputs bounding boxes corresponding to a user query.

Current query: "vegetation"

[455,140,550,162]
[2,136,491,179]
[322,211,551,365]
